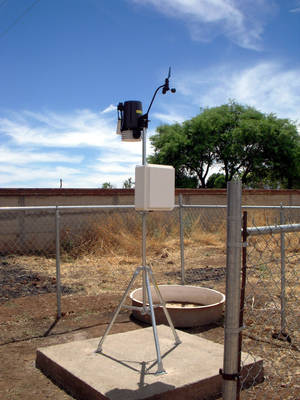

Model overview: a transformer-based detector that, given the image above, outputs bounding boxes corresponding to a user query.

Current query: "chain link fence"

[0,205,183,308]
[0,207,58,303]
[179,202,227,289]
[238,210,300,400]
[0,203,228,308]
[1,199,299,399]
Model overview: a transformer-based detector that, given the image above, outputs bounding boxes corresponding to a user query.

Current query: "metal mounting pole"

[140,127,167,373]
[96,126,178,373]
[142,128,147,309]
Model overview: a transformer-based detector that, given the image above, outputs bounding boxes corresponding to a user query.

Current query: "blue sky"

[0,0,299,188]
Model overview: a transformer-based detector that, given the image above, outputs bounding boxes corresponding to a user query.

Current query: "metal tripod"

[96,130,181,375]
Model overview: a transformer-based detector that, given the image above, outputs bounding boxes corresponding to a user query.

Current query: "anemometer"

[116,67,176,141]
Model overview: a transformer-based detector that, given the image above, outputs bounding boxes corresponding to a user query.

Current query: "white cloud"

[94,162,134,174]
[131,0,275,50]
[152,112,186,124]
[3,60,299,188]
[290,1,300,12]
[0,109,146,155]
[0,146,83,165]
[0,164,81,187]
[176,62,300,126]
[101,104,117,114]
[0,109,114,148]
[0,108,147,187]
[97,151,140,165]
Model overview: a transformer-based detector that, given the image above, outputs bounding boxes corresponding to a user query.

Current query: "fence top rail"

[0,205,135,211]
[247,223,300,236]
[182,205,300,209]
[181,204,226,209]
[0,204,300,211]
[242,205,300,209]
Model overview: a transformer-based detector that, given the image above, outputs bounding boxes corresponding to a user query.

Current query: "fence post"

[280,204,286,334]
[222,180,242,400]
[237,211,248,396]
[179,193,185,285]
[55,206,62,318]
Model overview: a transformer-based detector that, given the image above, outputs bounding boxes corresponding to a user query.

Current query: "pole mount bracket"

[219,369,240,381]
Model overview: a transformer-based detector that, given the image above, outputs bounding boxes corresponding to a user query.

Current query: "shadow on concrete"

[103,354,177,399]
[181,319,224,335]
[106,380,175,400]
[100,342,180,375]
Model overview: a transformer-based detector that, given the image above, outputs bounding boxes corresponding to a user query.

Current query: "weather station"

[96,68,181,375]
[35,70,261,400]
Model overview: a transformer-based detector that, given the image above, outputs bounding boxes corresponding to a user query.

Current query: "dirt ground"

[0,245,298,400]
[0,292,226,400]
[0,249,226,400]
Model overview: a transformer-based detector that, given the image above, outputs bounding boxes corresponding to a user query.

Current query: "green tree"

[101,182,113,189]
[122,177,134,188]
[149,101,300,188]
[148,120,214,187]
[207,173,226,188]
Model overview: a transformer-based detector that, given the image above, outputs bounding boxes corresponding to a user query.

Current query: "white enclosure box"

[135,164,175,211]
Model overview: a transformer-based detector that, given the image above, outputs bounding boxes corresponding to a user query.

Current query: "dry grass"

[60,212,182,259]
[11,209,298,298]
[58,211,225,260]
[6,210,226,300]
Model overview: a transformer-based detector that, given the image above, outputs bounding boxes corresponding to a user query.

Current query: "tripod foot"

[155,363,167,376]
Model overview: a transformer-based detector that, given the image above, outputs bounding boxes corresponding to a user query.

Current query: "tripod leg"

[96,267,141,353]
[148,267,181,345]
[145,270,166,375]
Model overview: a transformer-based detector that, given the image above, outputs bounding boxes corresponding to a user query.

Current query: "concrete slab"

[36,325,263,400]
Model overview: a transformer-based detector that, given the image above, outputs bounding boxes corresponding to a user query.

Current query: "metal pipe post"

[179,194,185,285]
[142,128,146,165]
[222,180,242,400]
[142,128,147,307]
[280,204,286,333]
[55,206,62,318]
[142,211,147,308]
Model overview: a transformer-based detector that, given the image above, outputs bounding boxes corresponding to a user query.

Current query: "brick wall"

[1,188,300,207]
